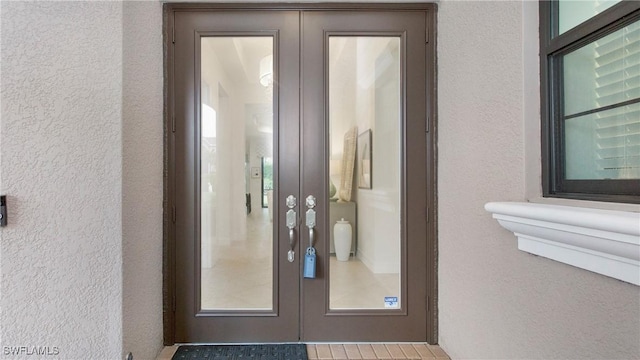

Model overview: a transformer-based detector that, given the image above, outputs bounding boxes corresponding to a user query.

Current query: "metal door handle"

[288,227,296,262]
[308,226,314,249]
[286,195,297,262]
[305,195,316,248]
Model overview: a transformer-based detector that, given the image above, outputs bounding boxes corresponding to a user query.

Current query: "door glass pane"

[328,37,402,310]
[200,37,274,310]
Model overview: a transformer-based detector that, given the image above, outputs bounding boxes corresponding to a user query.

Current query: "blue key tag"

[303,247,316,279]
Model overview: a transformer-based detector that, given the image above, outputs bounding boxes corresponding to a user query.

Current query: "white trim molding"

[485,202,640,286]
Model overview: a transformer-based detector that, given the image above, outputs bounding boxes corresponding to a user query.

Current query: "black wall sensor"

[0,196,7,227]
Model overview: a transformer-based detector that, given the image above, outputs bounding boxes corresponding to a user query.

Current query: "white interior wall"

[214,85,247,247]
[241,83,274,216]
[438,1,640,359]
[201,39,247,251]
[329,38,357,162]
[355,39,401,274]
[1,2,124,358]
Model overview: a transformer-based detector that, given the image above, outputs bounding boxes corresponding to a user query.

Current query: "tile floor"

[308,344,449,359]
[156,343,450,360]
[329,257,399,309]
[201,208,400,311]
[201,208,274,309]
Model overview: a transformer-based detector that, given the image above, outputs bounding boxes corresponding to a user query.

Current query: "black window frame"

[540,0,640,204]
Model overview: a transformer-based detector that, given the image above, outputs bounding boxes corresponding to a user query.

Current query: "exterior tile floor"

[307,344,449,360]
[157,343,450,359]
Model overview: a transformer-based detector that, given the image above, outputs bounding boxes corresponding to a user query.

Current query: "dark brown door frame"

[163,2,438,345]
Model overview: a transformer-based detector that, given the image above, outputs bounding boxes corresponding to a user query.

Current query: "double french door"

[166,4,436,344]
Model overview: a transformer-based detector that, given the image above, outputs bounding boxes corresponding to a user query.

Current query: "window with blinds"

[563,20,640,180]
[541,0,640,202]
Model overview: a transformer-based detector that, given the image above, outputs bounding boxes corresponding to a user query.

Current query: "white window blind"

[593,21,640,178]
[563,19,640,180]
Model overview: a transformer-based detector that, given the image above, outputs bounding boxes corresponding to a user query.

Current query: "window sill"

[485,202,640,286]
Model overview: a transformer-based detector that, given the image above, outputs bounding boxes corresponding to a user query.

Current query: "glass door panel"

[328,37,402,310]
[173,9,300,343]
[301,9,429,342]
[200,37,274,311]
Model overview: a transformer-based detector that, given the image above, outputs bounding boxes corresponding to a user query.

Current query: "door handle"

[303,195,318,279]
[305,195,316,248]
[286,195,297,262]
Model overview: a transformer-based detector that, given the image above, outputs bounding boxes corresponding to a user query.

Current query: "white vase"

[334,218,352,261]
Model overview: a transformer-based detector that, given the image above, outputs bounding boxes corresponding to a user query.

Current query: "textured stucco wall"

[0,1,123,358]
[122,1,164,359]
[437,1,640,359]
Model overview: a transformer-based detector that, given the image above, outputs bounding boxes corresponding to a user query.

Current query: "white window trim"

[485,202,640,286]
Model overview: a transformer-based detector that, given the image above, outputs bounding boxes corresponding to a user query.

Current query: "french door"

[166,4,437,344]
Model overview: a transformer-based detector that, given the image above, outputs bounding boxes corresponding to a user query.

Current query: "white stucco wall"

[0,1,123,358]
[437,1,640,359]
[122,1,164,359]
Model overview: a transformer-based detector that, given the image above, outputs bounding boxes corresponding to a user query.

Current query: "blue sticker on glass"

[384,296,398,308]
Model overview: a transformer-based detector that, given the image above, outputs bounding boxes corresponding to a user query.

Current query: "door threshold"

[157,343,449,360]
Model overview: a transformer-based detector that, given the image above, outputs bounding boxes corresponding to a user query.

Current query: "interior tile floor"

[157,343,450,360]
[201,208,274,309]
[202,208,400,310]
[329,257,399,309]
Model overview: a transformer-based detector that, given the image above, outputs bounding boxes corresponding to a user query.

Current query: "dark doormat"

[171,344,308,360]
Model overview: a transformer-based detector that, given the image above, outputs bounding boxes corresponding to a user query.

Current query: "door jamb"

[162,2,438,345]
